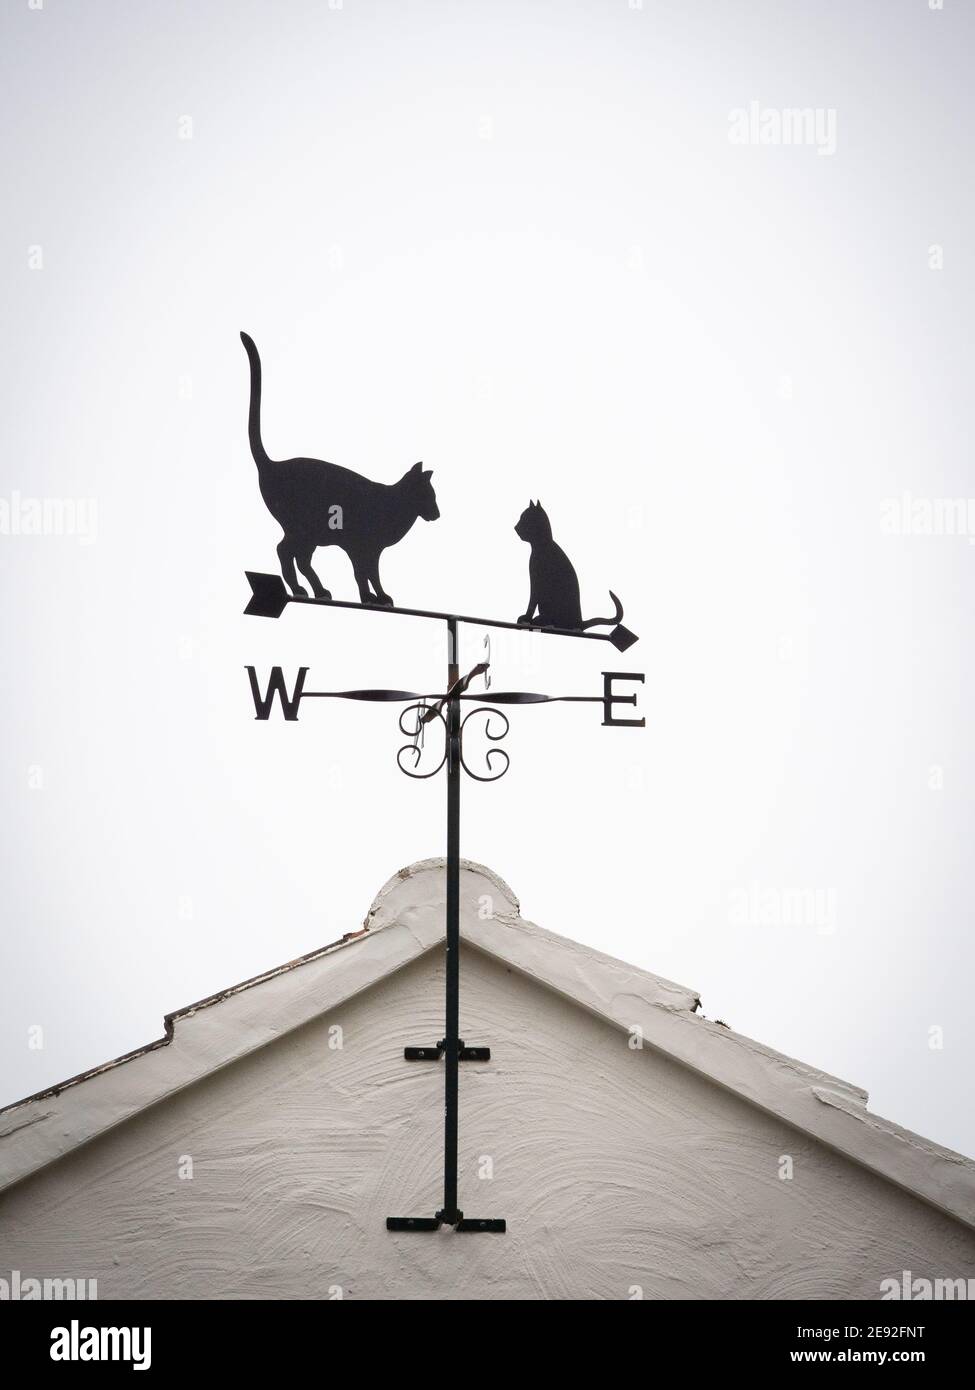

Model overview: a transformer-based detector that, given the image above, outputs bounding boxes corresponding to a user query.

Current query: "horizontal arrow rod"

[298,689,603,704]
[244,571,638,651]
[246,666,644,725]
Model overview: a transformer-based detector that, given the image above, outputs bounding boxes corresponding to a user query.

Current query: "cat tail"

[240,332,271,470]
[580,591,624,630]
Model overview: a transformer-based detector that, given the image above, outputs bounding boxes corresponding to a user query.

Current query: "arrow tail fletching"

[244,571,290,619]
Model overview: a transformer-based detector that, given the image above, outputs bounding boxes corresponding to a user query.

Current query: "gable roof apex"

[1,860,973,1231]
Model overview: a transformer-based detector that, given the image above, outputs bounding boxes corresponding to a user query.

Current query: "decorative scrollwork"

[397,702,447,779]
[459,706,511,782]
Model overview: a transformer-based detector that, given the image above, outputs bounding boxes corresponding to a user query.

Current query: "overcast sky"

[2,0,974,1163]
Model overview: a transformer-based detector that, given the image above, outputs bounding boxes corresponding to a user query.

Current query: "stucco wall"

[1,940,973,1299]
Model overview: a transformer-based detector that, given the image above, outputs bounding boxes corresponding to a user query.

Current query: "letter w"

[247,666,308,720]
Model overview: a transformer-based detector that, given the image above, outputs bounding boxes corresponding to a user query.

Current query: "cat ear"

[422,469,433,479]
[410,461,424,474]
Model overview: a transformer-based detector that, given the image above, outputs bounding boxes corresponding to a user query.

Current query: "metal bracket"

[404,1039,491,1062]
[386,1214,506,1233]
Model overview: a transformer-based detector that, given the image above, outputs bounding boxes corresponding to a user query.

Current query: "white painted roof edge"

[0,859,972,1232]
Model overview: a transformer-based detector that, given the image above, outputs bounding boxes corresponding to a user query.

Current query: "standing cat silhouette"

[514,500,623,632]
[241,332,439,605]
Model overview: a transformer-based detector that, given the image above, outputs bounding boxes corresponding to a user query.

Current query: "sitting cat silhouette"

[515,500,623,631]
[241,332,439,605]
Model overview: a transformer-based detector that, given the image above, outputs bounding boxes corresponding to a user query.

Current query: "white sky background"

[2,0,973,1161]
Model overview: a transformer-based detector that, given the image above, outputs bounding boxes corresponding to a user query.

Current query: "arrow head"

[244,571,290,619]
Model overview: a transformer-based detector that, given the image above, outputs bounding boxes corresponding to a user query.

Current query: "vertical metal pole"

[440,617,461,1225]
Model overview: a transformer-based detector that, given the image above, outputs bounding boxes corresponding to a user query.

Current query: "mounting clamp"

[404,1038,491,1062]
[386,1213,506,1233]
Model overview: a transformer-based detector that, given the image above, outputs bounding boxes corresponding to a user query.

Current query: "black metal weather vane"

[240,331,645,1234]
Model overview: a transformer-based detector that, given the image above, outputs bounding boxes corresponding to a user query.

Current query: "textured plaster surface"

[1,862,974,1299]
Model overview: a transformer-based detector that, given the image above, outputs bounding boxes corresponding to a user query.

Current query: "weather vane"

[240,332,645,1233]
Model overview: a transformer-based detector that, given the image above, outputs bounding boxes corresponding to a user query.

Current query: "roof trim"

[1,859,973,1231]
[0,929,372,1117]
